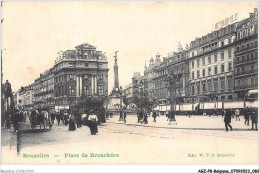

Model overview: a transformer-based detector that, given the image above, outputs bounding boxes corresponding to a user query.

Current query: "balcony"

[234,69,258,76]
[234,56,258,66]
[234,44,258,55]
[234,84,258,91]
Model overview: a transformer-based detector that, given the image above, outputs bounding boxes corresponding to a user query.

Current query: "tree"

[74,95,106,123]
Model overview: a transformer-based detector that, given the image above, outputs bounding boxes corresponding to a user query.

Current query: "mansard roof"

[75,43,97,50]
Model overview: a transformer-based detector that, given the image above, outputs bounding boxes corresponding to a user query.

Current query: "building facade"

[188,22,237,103]
[53,43,109,110]
[234,9,258,100]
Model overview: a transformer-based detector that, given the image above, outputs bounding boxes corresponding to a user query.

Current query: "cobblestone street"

[2,114,258,164]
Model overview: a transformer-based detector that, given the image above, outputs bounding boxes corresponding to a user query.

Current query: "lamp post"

[168,71,176,124]
[118,86,124,121]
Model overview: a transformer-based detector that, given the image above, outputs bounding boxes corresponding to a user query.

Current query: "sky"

[1,1,258,92]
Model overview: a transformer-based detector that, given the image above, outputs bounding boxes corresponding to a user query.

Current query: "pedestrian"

[56,112,61,126]
[5,110,11,129]
[123,110,127,123]
[75,111,82,128]
[152,110,157,122]
[251,108,258,130]
[87,110,98,135]
[244,108,250,126]
[224,109,232,132]
[143,110,148,124]
[68,112,76,131]
[12,110,20,132]
[235,108,240,121]
[166,110,169,121]
[50,112,56,125]
[221,109,224,118]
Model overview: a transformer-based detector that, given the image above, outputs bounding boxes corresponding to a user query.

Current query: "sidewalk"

[106,114,254,131]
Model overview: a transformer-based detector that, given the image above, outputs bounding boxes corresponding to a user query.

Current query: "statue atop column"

[113,51,119,91]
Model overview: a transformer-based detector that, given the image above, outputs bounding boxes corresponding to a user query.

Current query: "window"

[208,81,212,91]
[221,52,224,60]
[69,74,74,79]
[192,72,194,80]
[214,54,217,62]
[214,66,218,74]
[202,57,205,65]
[99,75,103,79]
[197,59,200,67]
[228,49,231,57]
[192,52,194,57]
[221,96,225,101]
[68,85,75,95]
[203,83,206,92]
[85,63,89,67]
[242,56,244,61]
[228,62,232,71]
[228,95,232,100]
[251,65,254,70]
[84,75,88,79]
[251,53,254,58]
[236,46,239,52]
[251,78,255,87]
[197,83,200,93]
[192,61,194,68]
[220,78,225,90]
[83,85,90,95]
[247,43,249,49]
[247,54,250,59]
[202,69,205,77]
[228,38,231,44]
[192,85,195,94]
[208,56,211,64]
[221,64,225,73]
[98,85,104,95]
[238,80,241,86]
[221,41,224,47]
[197,70,200,78]
[214,79,218,91]
[236,68,240,73]
[208,67,211,75]
[227,78,232,89]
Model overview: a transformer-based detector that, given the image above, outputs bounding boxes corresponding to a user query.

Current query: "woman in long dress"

[88,111,98,135]
[68,113,76,131]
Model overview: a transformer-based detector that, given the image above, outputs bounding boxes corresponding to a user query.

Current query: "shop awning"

[248,89,258,95]
[153,106,159,111]
[202,102,216,109]
[224,101,244,109]
[181,104,193,111]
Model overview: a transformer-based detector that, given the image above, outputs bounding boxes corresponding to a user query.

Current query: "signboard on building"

[212,13,238,31]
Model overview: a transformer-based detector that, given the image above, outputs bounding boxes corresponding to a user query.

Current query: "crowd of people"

[2,108,101,135]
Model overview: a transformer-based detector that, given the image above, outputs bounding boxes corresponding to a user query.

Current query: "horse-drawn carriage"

[29,109,52,130]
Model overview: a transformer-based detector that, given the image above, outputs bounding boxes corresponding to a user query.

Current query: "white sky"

[1,1,258,92]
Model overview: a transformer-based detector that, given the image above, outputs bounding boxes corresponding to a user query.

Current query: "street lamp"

[168,71,176,124]
[118,86,124,121]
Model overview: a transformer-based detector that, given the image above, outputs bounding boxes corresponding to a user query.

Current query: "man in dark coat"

[56,112,61,126]
[50,112,56,125]
[123,110,127,123]
[224,109,232,132]
[152,110,157,122]
[75,111,82,128]
[244,108,250,126]
[12,110,20,132]
[251,108,258,130]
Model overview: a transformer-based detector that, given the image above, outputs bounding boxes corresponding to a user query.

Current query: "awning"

[153,106,159,111]
[248,89,258,95]
[160,105,171,111]
[252,101,258,108]
[224,101,244,109]
[246,101,258,108]
[182,104,193,111]
[202,102,216,109]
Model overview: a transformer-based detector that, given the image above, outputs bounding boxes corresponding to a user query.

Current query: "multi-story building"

[234,8,258,101]
[53,43,109,109]
[122,83,133,101]
[33,68,55,110]
[188,22,237,104]
[151,54,169,105]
